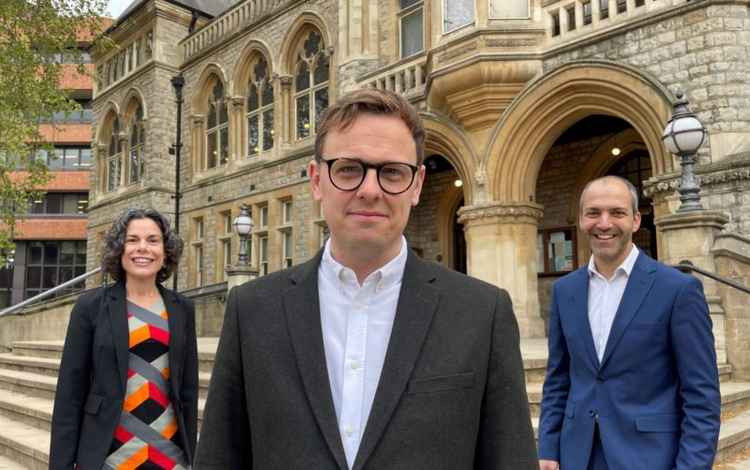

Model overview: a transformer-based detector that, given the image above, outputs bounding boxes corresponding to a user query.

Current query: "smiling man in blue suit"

[538,175,720,470]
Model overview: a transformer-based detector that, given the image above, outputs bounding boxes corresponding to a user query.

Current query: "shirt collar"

[588,243,639,281]
[321,236,408,288]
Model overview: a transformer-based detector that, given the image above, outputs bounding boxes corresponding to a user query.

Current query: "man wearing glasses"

[196,88,537,469]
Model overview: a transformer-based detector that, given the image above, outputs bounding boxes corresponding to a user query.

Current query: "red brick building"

[0,20,111,308]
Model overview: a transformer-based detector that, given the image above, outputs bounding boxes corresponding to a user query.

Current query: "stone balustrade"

[543,0,688,44]
[183,0,295,60]
[359,55,428,98]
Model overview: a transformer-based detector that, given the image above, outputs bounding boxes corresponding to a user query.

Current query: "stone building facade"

[90,0,750,341]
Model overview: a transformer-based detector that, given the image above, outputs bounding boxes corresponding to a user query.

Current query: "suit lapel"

[107,282,129,393]
[568,268,600,370]
[160,286,185,398]
[599,253,656,370]
[283,252,348,470]
[353,252,439,470]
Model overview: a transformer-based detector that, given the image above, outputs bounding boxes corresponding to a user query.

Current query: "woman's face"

[121,217,165,284]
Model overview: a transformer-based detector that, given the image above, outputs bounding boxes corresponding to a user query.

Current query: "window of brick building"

[247,56,274,157]
[29,192,88,215]
[25,241,86,299]
[295,30,329,139]
[206,81,229,169]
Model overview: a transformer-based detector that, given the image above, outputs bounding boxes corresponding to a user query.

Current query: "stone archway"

[461,60,674,338]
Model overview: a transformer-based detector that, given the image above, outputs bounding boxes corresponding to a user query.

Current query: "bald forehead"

[580,178,633,211]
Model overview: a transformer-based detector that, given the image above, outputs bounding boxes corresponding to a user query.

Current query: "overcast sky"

[106,0,133,18]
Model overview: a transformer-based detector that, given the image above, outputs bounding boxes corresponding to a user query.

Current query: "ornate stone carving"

[457,201,544,225]
[485,38,538,48]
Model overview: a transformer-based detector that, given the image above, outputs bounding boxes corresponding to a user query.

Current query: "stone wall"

[544,3,750,165]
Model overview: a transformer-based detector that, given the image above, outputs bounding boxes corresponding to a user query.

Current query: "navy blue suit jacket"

[538,252,720,470]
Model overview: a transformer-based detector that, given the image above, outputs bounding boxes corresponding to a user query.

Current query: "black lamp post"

[171,74,185,290]
[661,92,707,212]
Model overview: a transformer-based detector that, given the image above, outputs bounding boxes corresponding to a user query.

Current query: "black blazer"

[195,250,537,470]
[49,282,199,470]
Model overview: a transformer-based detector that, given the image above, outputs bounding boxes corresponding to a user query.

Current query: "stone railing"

[183,0,295,60]
[359,55,428,99]
[543,0,687,45]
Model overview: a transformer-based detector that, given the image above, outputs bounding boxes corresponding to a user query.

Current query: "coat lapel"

[599,253,656,370]
[283,252,349,470]
[567,268,600,370]
[160,286,185,399]
[353,252,440,470]
[107,282,129,393]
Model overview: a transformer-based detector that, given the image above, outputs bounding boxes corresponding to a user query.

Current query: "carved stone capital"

[229,96,245,108]
[190,114,205,127]
[458,201,544,226]
[275,74,293,88]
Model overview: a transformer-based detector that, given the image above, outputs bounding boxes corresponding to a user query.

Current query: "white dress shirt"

[587,244,640,363]
[318,237,407,469]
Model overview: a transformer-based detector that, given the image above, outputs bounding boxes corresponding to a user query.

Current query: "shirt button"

[343,426,355,437]
[350,360,361,370]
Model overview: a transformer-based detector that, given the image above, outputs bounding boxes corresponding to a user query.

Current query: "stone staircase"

[0,339,749,469]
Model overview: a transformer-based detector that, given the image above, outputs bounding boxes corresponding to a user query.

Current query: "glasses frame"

[320,157,419,195]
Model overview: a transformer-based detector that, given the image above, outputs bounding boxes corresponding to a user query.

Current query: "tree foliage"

[0,0,108,266]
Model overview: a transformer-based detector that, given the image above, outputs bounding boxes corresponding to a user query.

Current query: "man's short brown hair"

[314,88,425,166]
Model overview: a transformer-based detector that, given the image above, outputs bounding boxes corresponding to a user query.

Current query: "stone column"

[458,202,546,338]
[225,264,258,291]
[655,210,729,364]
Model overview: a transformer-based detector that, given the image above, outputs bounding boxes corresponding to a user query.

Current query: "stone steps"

[0,339,746,469]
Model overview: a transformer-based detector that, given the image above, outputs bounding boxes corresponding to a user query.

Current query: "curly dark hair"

[101,208,183,284]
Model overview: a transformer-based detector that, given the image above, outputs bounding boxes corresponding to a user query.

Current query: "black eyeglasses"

[320,157,418,195]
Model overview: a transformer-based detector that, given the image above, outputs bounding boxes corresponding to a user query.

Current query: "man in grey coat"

[195,88,537,470]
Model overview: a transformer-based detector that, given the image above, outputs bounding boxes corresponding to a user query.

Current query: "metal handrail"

[0,267,101,317]
[672,260,750,295]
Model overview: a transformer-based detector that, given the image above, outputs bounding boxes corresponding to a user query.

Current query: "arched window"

[106,117,121,192]
[206,80,229,169]
[128,104,145,184]
[294,30,329,140]
[246,56,274,157]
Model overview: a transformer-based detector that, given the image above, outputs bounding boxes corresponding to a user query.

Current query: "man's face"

[579,179,641,268]
[309,113,425,260]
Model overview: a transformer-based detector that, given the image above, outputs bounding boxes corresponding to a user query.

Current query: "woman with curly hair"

[49,208,198,470]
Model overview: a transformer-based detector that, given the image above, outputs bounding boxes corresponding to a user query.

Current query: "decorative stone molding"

[654,210,729,232]
[274,73,293,88]
[644,153,750,198]
[458,201,544,226]
[229,96,244,108]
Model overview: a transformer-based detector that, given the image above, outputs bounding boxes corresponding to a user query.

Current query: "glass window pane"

[207,131,217,168]
[27,266,42,289]
[315,88,329,130]
[44,243,59,264]
[261,81,274,106]
[220,127,229,165]
[262,109,274,151]
[490,0,529,18]
[207,102,217,129]
[29,244,42,265]
[248,115,259,156]
[43,267,57,288]
[46,194,63,214]
[248,83,259,111]
[63,148,79,168]
[48,149,63,169]
[401,9,423,57]
[296,61,310,91]
[444,0,474,32]
[297,96,310,139]
[60,241,75,264]
[314,54,329,85]
[62,194,78,214]
[59,266,74,284]
[219,100,228,124]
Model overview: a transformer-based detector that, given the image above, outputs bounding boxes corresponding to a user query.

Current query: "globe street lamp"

[662,92,707,212]
[233,204,253,266]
